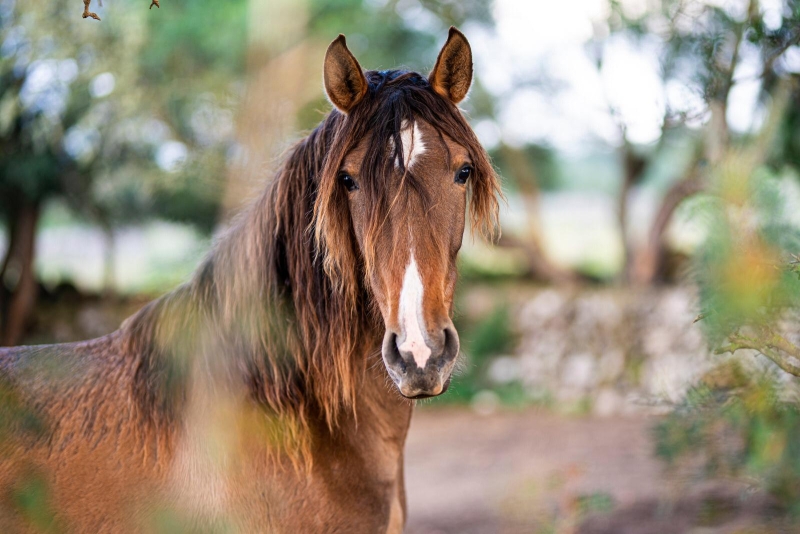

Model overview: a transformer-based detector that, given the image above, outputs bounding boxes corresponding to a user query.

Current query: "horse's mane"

[119,69,500,455]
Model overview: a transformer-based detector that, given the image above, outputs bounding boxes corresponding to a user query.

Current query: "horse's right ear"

[323,35,368,114]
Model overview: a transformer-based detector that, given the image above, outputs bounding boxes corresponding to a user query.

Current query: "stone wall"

[460,285,775,415]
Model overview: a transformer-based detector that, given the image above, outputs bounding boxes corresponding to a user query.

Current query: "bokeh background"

[3,0,800,532]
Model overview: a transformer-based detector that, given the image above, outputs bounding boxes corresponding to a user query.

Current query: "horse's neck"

[324,362,412,478]
[361,362,413,434]
[185,182,413,447]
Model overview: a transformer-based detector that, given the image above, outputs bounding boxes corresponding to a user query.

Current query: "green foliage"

[778,92,800,171]
[655,362,800,513]
[307,0,492,70]
[140,0,248,84]
[0,0,247,236]
[0,378,56,532]
[0,0,155,222]
[679,107,800,512]
[694,167,800,346]
[0,378,44,442]
[468,304,514,360]
[575,492,616,516]
[430,303,517,405]
[619,1,800,510]
[609,0,800,113]
[150,179,221,233]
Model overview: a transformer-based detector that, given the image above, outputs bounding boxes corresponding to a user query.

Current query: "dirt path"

[404,409,787,534]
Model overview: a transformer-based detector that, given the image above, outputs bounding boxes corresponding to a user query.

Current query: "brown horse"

[0,28,500,533]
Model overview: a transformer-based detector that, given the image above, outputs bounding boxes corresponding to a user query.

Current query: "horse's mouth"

[382,327,458,399]
[402,376,451,400]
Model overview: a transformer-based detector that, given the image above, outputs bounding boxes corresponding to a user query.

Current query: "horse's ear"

[429,27,473,104]
[323,35,368,114]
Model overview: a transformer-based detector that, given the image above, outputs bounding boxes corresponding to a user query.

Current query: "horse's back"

[0,334,171,532]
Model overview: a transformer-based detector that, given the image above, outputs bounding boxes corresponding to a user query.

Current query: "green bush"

[655,361,800,515]
[430,303,517,405]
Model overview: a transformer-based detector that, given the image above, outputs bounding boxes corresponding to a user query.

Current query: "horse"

[0,27,500,533]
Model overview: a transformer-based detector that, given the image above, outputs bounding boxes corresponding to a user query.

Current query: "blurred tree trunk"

[0,216,17,289]
[102,224,116,295]
[497,144,578,284]
[618,145,647,283]
[628,166,704,284]
[0,200,40,346]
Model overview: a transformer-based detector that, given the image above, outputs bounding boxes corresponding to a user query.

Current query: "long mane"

[120,69,500,451]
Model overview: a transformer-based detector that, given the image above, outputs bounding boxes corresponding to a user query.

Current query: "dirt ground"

[404,409,791,534]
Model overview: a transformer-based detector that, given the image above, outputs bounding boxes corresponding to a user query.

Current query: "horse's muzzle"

[381,324,460,398]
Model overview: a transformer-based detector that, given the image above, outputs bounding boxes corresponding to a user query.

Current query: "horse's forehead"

[400,120,457,168]
[341,119,467,172]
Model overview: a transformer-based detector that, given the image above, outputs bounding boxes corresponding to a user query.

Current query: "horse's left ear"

[429,27,473,104]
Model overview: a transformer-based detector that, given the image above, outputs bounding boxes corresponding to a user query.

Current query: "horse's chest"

[254,433,406,533]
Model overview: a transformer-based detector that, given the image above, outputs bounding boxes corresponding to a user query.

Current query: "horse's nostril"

[382,332,406,373]
[442,326,459,363]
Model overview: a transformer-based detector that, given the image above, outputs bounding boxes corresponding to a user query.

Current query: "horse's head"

[314,28,500,399]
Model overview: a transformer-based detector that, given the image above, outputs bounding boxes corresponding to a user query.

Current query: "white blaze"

[397,253,431,368]
[394,120,426,169]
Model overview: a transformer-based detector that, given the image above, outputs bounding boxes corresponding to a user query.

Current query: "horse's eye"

[340,173,359,192]
[455,165,472,185]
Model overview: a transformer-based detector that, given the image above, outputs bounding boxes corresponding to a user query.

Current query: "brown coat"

[0,333,411,533]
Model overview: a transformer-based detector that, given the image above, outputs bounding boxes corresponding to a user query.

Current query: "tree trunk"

[1,201,40,346]
[629,171,704,285]
[0,211,18,287]
[618,147,647,283]
[0,212,17,335]
[102,224,116,295]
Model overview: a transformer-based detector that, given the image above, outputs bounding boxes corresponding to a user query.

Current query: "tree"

[1,0,260,344]
[490,142,581,283]
[0,0,156,344]
[596,0,800,284]
[695,78,800,372]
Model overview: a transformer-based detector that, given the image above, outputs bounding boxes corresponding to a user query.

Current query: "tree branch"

[83,0,160,19]
[82,0,101,20]
[629,155,705,284]
[759,30,800,79]
[715,329,800,378]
